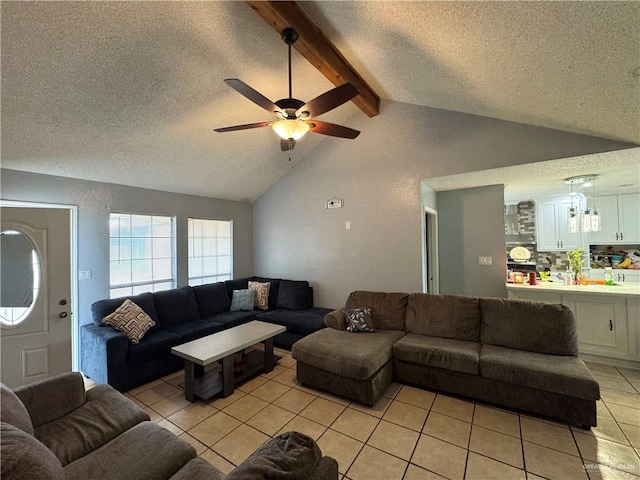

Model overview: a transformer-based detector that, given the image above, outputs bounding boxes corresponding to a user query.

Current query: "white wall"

[1,169,253,326]
[437,185,507,297]
[254,100,634,308]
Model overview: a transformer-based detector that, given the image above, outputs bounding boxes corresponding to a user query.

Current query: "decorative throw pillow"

[102,299,156,344]
[248,281,271,310]
[343,308,375,332]
[230,289,255,312]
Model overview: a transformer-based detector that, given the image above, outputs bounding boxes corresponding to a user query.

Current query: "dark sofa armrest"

[324,309,346,330]
[80,324,130,391]
[14,372,86,428]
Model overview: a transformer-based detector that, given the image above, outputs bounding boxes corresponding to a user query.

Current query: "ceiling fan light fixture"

[272,119,310,140]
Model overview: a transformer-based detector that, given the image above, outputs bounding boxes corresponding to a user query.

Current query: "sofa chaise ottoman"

[292,291,600,428]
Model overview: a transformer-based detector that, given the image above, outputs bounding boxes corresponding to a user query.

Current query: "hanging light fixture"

[565,175,602,233]
[589,176,601,232]
[567,179,580,234]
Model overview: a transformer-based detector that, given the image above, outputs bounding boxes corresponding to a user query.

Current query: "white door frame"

[422,206,440,294]
[0,200,79,371]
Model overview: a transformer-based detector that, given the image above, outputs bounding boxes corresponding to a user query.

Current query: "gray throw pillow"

[343,308,375,332]
[230,289,255,311]
[0,422,64,480]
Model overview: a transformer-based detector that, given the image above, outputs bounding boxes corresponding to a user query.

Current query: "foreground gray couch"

[0,372,338,480]
[292,291,600,428]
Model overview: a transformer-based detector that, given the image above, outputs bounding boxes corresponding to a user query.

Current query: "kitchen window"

[109,213,175,298]
[188,218,232,286]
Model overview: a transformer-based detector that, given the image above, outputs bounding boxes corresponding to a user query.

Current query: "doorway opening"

[0,200,79,374]
[423,207,439,294]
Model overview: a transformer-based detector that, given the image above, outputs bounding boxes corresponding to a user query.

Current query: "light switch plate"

[479,257,493,266]
[79,270,92,280]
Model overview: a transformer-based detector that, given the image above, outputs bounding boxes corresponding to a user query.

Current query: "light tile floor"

[120,351,640,480]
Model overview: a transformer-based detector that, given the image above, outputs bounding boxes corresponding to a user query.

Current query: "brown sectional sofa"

[1,372,338,480]
[292,291,600,428]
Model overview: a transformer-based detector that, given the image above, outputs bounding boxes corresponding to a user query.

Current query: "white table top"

[171,320,286,366]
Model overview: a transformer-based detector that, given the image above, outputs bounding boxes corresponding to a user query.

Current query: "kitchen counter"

[507,282,640,367]
[506,282,640,297]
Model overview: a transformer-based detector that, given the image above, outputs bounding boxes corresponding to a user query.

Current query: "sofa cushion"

[292,328,405,381]
[230,289,255,311]
[225,278,250,300]
[277,280,311,310]
[127,329,183,365]
[480,298,578,355]
[166,319,225,343]
[0,422,64,480]
[406,294,480,342]
[169,458,225,480]
[14,372,87,428]
[206,311,255,329]
[249,281,270,310]
[343,308,375,332]
[102,299,156,344]
[1,383,34,435]
[193,282,230,317]
[91,292,161,331]
[346,291,408,331]
[153,287,200,329]
[480,344,600,400]
[226,431,321,480]
[393,333,480,375]
[255,308,331,336]
[252,277,281,310]
[63,421,196,480]
[34,384,150,466]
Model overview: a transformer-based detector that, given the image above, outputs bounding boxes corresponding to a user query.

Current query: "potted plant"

[567,247,585,285]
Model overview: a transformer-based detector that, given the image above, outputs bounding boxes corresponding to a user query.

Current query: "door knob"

[59,312,68,318]
[59,299,67,306]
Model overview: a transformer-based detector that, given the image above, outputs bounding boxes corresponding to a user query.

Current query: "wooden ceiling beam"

[245,1,380,118]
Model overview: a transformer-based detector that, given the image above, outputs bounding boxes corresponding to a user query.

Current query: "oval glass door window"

[0,230,41,327]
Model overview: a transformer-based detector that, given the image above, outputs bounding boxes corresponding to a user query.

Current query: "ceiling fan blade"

[224,79,283,117]
[296,83,359,118]
[308,120,360,139]
[214,121,272,133]
[281,138,296,151]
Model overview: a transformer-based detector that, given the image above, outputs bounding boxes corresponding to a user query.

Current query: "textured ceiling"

[2,1,639,202]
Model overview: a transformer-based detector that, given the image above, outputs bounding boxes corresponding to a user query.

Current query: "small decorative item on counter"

[514,272,524,284]
[567,247,585,285]
[528,272,537,285]
[580,268,590,285]
[539,271,551,282]
[564,268,573,286]
[604,267,614,286]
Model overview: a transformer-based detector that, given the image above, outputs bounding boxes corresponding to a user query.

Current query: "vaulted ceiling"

[2,1,638,202]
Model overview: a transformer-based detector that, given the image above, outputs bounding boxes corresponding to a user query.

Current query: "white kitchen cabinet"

[536,197,583,251]
[587,193,640,244]
[573,296,629,358]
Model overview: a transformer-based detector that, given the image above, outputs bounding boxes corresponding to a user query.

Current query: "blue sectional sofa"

[80,277,332,392]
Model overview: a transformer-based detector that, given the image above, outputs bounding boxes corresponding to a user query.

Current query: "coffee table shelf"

[171,321,286,402]
[185,350,282,400]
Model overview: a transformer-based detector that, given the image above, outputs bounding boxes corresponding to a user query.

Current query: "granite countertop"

[506,282,640,297]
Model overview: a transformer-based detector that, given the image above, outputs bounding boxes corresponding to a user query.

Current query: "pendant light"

[567,179,580,234]
[565,175,602,233]
[588,176,601,232]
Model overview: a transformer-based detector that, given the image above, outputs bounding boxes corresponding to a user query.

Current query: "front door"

[0,207,72,387]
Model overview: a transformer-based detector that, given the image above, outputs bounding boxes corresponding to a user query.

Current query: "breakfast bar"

[507,282,640,368]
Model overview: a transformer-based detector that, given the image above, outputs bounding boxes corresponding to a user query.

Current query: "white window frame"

[188,218,233,286]
[109,213,176,298]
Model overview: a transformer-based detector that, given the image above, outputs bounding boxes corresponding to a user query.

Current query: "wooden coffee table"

[171,320,286,402]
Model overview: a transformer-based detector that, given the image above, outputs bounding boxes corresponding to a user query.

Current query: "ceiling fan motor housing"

[275,98,305,119]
